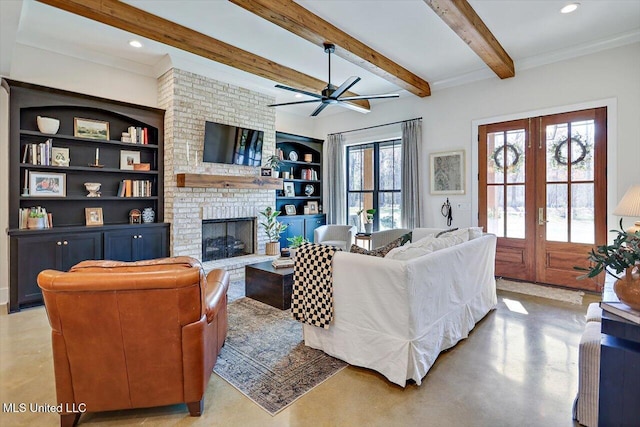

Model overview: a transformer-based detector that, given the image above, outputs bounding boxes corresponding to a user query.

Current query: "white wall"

[8,44,158,107]
[313,42,640,230]
[0,86,9,310]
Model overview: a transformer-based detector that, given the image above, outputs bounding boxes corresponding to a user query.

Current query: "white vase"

[364,223,373,234]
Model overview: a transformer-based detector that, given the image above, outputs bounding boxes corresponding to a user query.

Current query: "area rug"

[213,297,347,415]
[496,277,584,305]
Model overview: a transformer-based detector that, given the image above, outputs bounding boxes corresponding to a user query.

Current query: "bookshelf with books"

[275,132,326,247]
[4,79,168,312]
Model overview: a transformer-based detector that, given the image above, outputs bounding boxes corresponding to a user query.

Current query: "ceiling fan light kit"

[268,43,399,116]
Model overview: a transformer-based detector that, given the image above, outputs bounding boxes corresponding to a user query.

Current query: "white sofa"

[303,228,497,386]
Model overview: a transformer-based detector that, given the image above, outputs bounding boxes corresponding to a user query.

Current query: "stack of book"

[601,301,640,324]
[22,139,53,165]
[272,257,295,269]
[124,126,149,144]
[117,180,152,197]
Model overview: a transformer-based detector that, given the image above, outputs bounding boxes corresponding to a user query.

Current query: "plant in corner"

[259,207,288,255]
[576,220,640,309]
[357,208,376,233]
[266,154,283,178]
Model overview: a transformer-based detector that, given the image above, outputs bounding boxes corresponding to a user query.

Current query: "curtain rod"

[328,117,422,136]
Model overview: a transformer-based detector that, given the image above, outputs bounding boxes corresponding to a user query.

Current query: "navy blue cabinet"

[103,224,168,262]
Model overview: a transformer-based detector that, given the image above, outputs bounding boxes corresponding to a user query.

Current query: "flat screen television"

[202,121,264,166]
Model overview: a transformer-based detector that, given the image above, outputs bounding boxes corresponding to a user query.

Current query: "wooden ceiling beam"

[229,0,431,97]
[424,0,515,79]
[35,0,370,111]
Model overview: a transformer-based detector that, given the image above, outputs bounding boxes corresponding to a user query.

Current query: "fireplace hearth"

[202,217,256,262]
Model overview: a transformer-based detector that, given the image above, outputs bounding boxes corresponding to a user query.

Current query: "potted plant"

[259,207,288,255]
[287,235,309,259]
[576,220,640,309]
[357,208,376,234]
[266,154,283,178]
[27,210,46,229]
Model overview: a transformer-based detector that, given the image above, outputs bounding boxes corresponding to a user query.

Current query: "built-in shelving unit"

[275,131,326,246]
[4,79,169,312]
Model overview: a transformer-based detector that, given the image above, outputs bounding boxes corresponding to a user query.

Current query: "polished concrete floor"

[0,290,599,427]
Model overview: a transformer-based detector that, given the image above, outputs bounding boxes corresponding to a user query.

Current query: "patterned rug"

[213,297,347,415]
[496,278,585,305]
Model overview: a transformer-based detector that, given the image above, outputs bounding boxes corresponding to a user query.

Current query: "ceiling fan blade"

[339,93,399,101]
[310,102,330,117]
[275,84,322,99]
[268,99,322,107]
[330,76,360,99]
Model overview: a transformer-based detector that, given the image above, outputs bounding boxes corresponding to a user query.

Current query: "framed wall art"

[74,117,109,140]
[283,181,295,197]
[307,201,319,215]
[430,150,465,195]
[284,204,297,215]
[120,150,141,170]
[29,171,66,197]
[85,207,104,226]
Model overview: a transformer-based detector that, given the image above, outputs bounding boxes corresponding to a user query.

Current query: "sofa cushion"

[436,228,459,237]
[385,233,467,260]
[350,235,407,257]
[437,227,483,241]
[468,227,484,240]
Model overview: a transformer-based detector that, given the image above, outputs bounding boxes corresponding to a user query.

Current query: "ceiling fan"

[268,43,399,117]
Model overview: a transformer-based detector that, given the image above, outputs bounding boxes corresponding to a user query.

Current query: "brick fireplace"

[158,68,278,280]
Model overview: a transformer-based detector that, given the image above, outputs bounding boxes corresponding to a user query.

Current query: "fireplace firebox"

[202,217,255,262]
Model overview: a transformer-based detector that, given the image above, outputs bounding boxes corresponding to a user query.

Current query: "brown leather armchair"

[37,256,229,427]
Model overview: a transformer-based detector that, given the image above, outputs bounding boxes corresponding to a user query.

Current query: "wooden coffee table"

[245,261,294,310]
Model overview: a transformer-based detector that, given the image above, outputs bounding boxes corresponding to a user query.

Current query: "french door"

[479,108,607,291]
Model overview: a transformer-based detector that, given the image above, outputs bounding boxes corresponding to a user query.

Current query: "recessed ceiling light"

[129,40,143,48]
[560,3,580,14]
[295,94,303,98]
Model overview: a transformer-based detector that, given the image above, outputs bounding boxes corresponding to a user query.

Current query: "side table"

[355,233,372,250]
[245,261,294,310]
[598,282,640,426]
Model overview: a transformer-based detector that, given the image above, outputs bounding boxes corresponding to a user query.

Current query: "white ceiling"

[2,0,639,117]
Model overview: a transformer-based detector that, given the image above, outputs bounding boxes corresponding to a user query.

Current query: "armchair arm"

[204,269,230,323]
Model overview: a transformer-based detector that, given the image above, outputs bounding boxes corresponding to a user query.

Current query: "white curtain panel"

[325,133,347,224]
[401,119,423,229]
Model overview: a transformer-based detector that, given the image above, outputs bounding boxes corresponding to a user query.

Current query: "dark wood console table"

[598,284,640,426]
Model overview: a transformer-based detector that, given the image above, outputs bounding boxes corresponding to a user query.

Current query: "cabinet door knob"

[57,241,62,246]
[138,235,143,239]
[63,241,68,245]
[133,235,138,239]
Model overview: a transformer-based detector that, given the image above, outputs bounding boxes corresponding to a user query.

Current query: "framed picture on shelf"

[74,117,110,140]
[284,204,297,215]
[29,171,66,197]
[51,147,70,167]
[260,167,272,177]
[85,207,104,226]
[283,181,295,197]
[307,201,319,215]
[430,150,465,195]
[120,150,141,170]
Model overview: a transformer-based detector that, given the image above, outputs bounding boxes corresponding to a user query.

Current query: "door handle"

[538,208,549,225]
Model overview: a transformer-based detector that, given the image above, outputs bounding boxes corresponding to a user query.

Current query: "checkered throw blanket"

[292,243,340,329]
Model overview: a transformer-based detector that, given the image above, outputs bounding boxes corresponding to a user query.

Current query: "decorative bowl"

[37,116,60,134]
[84,182,101,197]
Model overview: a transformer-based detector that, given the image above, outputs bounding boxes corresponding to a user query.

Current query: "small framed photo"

[74,117,110,140]
[285,204,297,215]
[29,171,66,197]
[260,167,272,177]
[283,181,295,197]
[430,150,465,195]
[51,147,70,167]
[307,201,319,215]
[120,150,141,170]
[85,207,104,226]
